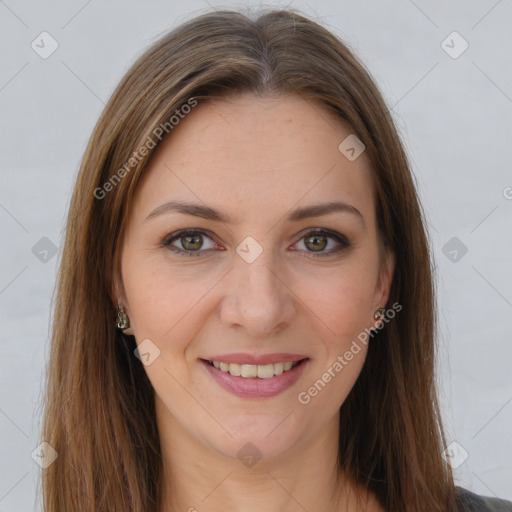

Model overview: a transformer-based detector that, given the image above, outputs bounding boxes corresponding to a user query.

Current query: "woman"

[41,8,512,512]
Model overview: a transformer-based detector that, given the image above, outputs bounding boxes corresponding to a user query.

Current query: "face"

[116,93,395,462]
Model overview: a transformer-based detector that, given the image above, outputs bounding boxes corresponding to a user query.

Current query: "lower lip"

[200,359,308,398]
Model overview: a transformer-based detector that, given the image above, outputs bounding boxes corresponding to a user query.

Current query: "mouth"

[200,357,309,398]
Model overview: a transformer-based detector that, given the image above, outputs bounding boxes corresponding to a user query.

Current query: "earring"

[372,307,386,332]
[374,307,386,320]
[117,300,130,330]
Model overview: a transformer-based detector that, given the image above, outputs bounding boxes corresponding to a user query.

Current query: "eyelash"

[160,228,351,258]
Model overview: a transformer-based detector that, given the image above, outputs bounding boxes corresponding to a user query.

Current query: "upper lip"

[202,353,308,365]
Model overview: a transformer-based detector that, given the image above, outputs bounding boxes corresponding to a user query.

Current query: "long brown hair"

[41,8,456,512]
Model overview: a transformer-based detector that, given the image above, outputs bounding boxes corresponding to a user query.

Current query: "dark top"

[456,486,512,511]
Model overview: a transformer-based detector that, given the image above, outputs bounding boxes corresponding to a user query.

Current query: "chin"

[204,411,310,464]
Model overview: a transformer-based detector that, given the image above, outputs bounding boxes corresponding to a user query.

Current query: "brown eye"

[180,234,203,251]
[304,234,328,252]
[294,229,351,257]
[162,229,218,256]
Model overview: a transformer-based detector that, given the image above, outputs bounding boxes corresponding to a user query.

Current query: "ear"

[372,247,396,319]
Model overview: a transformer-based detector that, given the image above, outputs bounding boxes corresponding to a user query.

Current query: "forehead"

[132,93,375,225]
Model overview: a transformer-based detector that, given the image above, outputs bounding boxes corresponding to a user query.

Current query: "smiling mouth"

[205,359,307,379]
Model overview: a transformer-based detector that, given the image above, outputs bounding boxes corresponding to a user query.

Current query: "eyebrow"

[144,199,365,227]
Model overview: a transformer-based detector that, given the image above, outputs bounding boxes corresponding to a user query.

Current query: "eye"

[292,229,351,257]
[160,228,351,258]
[161,229,219,257]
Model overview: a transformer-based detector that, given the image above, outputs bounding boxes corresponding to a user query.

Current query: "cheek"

[122,251,225,348]
[295,266,377,340]
[294,273,372,416]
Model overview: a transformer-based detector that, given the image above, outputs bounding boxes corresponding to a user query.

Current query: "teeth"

[210,360,300,378]
[241,364,258,378]
[257,364,274,379]
[228,363,241,376]
[274,362,284,375]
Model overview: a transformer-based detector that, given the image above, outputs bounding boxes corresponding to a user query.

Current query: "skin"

[115,93,395,512]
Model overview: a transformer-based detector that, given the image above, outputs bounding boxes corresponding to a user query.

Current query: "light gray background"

[1,1,511,510]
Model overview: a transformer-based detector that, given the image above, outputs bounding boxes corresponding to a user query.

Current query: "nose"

[219,248,296,338]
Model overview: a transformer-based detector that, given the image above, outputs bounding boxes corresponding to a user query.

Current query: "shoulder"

[455,486,512,512]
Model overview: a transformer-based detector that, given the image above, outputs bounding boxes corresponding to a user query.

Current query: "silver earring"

[117,300,130,330]
[374,308,386,320]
